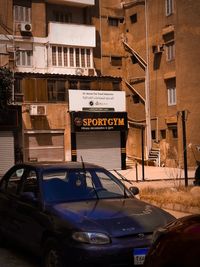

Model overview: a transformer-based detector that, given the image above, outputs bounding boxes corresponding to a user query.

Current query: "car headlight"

[72,232,110,245]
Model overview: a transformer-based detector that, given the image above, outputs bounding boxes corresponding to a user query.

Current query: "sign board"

[69,90,126,112]
[71,112,127,132]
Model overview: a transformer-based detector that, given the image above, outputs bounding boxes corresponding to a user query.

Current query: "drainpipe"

[144,0,152,158]
[12,7,15,103]
[99,0,103,75]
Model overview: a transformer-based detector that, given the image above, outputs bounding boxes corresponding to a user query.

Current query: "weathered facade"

[0,0,200,173]
[95,0,200,168]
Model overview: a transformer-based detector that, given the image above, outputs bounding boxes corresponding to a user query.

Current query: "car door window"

[20,170,39,199]
[2,168,25,195]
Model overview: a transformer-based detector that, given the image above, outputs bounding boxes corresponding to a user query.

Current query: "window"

[81,49,85,67]
[172,127,178,138]
[80,81,90,90]
[52,46,57,65]
[63,47,68,66]
[69,80,78,89]
[132,94,140,104]
[16,50,32,66]
[167,87,176,105]
[69,48,74,67]
[111,56,122,67]
[14,78,23,102]
[2,168,25,194]
[165,0,174,16]
[130,13,137,23]
[160,129,166,139]
[14,78,22,94]
[47,80,68,102]
[54,11,72,23]
[112,81,120,91]
[151,130,156,140]
[51,46,92,68]
[166,42,175,61]
[131,55,138,64]
[168,125,178,139]
[86,49,91,67]
[166,78,176,106]
[75,48,80,67]
[58,47,62,66]
[108,17,119,27]
[14,5,31,23]
[22,170,38,198]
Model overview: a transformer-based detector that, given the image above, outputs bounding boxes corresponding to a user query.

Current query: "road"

[0,246,38,267]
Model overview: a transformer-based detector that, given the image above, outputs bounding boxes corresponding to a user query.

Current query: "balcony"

[45,0,94,7]
[48,22,96,47]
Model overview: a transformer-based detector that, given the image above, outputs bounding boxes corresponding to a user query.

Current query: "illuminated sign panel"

[71,112,127,132]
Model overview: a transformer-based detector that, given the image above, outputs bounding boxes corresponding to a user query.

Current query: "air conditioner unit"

[29,105,46,116]
[20,22,32,32]
[75,68,84,75]
[152,45,164,54]
[88,68,95,76]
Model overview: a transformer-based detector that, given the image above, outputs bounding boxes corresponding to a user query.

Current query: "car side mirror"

[129,186,139,196]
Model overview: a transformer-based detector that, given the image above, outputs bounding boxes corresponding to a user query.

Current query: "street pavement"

[0,247,38,267]
[115,164,195,184]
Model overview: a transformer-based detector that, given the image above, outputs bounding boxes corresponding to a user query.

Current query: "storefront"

[71,111,127,170]
[0,108,20,175]
[69,90,127,170]
[24,130,65,162]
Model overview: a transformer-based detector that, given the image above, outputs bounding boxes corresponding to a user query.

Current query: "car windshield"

[41,168,132,203]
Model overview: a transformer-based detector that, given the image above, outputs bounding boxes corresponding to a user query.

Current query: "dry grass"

[139,186,200,210]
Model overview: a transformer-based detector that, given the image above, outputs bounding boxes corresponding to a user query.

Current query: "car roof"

[15,161,104,171]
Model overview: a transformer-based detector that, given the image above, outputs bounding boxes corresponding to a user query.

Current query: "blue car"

[0,162,175,267]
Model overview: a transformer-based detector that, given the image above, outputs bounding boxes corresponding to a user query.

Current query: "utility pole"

[181,110,188,187]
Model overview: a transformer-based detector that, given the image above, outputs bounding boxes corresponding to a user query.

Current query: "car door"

[0,165,26,241]
[12,167,48,253]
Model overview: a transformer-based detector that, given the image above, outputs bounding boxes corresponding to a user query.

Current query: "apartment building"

[97,0,200,168]
[0,0,126,174]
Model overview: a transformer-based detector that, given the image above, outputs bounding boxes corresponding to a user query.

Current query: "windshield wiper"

[113,170,133,185]
[80,156,99,199]
[113,170,134,199]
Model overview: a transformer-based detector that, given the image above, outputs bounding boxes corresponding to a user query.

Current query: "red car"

[144,214,200,267]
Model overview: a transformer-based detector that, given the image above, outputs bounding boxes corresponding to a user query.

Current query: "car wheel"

[43,238,65,267]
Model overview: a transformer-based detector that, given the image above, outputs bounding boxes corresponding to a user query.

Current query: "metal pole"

[182,110,188,187]
[141,126,145,181]
[135,162,138,182]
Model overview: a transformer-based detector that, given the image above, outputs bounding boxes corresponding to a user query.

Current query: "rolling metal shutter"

[76,131,121,170]
[24,132,64,162]
[0,131,14,175]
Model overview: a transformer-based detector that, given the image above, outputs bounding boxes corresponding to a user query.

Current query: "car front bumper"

[62,234,152,267]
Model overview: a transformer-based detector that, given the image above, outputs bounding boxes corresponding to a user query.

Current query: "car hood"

[48,198,175,237]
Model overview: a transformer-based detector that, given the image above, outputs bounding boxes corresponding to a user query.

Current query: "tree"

[0,67,13,109]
